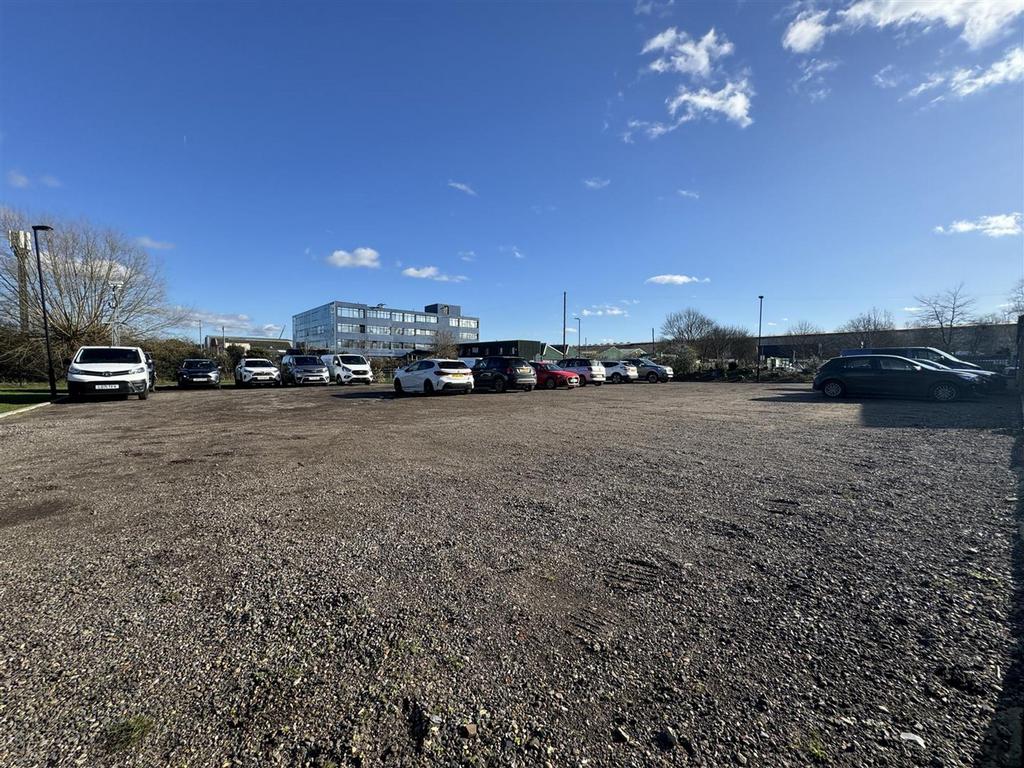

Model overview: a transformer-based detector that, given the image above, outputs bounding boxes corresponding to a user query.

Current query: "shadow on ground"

[752,388,1015,431]
[974,428,1024,768]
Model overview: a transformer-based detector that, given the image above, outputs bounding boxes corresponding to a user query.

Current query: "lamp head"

[32,225,53,233]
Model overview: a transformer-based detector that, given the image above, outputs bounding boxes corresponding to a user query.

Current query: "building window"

[366,325,390,335]
[415,314,438,324]
[338,306,364,318]
[338,323,361,333]
[459,332,478,340]
[403,313,416,323]
[366,309,390,319]
[415,328,435,336]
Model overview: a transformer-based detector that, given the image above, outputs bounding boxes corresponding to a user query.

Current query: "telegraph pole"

[562,291,567,354]
[108,282,123,345]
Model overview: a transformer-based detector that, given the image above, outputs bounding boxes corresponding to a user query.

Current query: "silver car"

[280,354,330,385]
[626,358,674,383]
[556,358,605,386]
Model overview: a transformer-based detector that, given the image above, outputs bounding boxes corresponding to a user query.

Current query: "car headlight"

[69,365,85,375]
[341,366,351,373]
[132,366,147,374]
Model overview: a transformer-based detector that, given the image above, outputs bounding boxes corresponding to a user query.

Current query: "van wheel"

[493,378,507,394]
[647,372,658,383]
[931,382,960,402]
[138,389,149,400]
[821,380,844,398]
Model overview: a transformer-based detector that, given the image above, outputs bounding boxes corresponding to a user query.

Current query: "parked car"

[911,359,996,392]
[67,346,151,401]
[234,357,281,387]
[177,358,222,388]
[813,355,982,402]
[394,358,474,395]
[841,346,982,370]
[602,360,639,384]
[321,353,374,385]
[280,354,330,386]
[529,361,580,389]
[556,358,605,386]
[472,356,537,392]
[625,357,674,383]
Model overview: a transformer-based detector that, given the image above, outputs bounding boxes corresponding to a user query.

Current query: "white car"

[556,358,606,386]
[67,346,151,401]
[234,357,281,387]
[321,353,374,385]
[602,360,639,383]
[393,358,474,395]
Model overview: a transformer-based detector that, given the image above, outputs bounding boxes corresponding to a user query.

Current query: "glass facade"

[293,301,480,358]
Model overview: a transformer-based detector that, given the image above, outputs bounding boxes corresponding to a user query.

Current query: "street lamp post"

[574,316,581,355]
[756,295,764,383]
[31,225,57,399]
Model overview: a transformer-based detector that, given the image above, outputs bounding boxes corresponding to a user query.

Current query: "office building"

[292,301,480,358]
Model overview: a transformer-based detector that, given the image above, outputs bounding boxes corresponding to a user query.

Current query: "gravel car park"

[0,384,1018,767]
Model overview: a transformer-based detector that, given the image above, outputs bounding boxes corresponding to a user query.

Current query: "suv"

[67,346,151,400]
[177,358,222,388]
[557,358,605,386]
[471,356,537,392]
[280,354,330,385]
[625,358,674,383]
[602,360,639,384]
[234,357,281,387]
[321,353,374,385]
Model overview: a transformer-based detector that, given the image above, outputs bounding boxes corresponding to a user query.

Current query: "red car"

[529,361,580,389]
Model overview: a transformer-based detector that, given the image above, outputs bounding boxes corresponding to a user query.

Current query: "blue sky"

[2,0,1022,344]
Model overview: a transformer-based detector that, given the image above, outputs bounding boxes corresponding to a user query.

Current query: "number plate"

[95,383,119,390]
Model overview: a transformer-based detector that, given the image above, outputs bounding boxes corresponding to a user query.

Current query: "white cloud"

[948,45,1024,96]
[458,250,476,262]
[402,265,468,282]
[643,27,735,78]
[583,177,611,189]
[794,58,840,100]
[500,245,525,259]
[326,247,381,268]
[839,0,1024,50]
[136,235,175,250]
[667,79,754,128]
[447,180,477,196]
[6,170,29,188]
[581,304,629,317]
[873,64,903,88]
[902,306,923,312]
[645,274,711,284]
[784,0,1024,57]
[783,9,833,53]
[564,326,578,334]
[39,175,62,188]
[677,189,700,199]
[634,0,674,16]
[934,212,1022,237]
[906,46,1024,101]
[179,308,283,337]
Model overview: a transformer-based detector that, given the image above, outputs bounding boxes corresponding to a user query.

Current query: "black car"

[813,355,982,402]
[842,346,1006,390]
[177,358,222,388]
[471,356,537,393]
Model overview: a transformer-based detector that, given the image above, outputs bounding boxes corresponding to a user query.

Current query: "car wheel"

[647,372,658,383]
[578,376,587,387]
[594,381,603,387]
[424,380,434,395]
[821,380,844,398]
[493,378,507,393]
[523,385,534,392]
[393,379,405,396]
[336,375,344,385]
[611,372,622,383]
[931,382,960,402]
[138,388,149,400]
[69,391,82,403]
[545,377,557,390]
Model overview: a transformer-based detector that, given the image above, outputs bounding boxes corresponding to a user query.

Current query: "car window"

[416,361,434,371]
[843,358,873,370]
[878,358,914,370]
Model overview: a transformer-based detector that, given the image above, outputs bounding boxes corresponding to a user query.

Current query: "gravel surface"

[0,382,1019,767]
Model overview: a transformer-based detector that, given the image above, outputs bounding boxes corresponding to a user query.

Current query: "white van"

[321,353,374,385]
[67,346,151,400]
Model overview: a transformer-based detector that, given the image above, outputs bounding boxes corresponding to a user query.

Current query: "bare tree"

[430,328,459,359]
[1006,278,1024,319]
[913,283,976,350]
[838,307,896,349]
[661,308,715,346]
[1,208,187,367]
[786,320,822,336]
